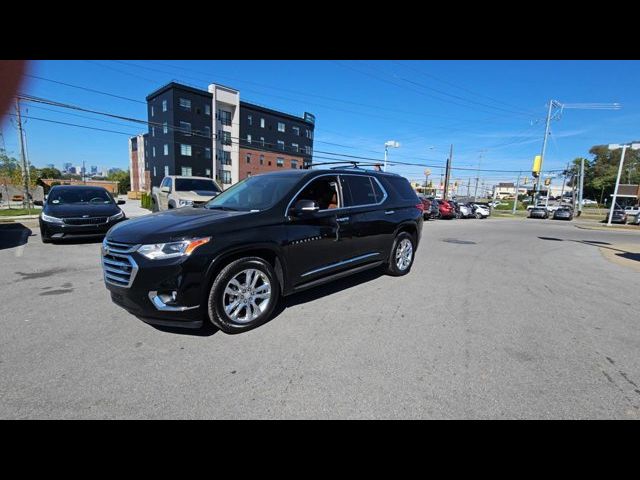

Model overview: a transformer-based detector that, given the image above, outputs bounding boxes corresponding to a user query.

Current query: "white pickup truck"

[151,176,222,212]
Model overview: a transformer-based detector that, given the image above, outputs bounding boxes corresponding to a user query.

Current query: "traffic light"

[532,155,542,178]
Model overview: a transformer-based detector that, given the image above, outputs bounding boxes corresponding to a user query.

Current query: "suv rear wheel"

[207,257,280,333]
[385,232,415,276]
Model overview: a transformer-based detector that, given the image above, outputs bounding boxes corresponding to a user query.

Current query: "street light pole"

[607,143,640,226]
[512,171,522,215]
[383,140,399,172]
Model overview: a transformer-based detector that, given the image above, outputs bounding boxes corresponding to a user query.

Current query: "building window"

[221,151,231,165]
[180,144,192,156]
[153,166,156,177]
[260,137,265,147]
[163,122,168,134]
[248,115,252,126]
[277,140,285,150]
[277,122,285,132]
[203,126,211,138]
[181,166,192,176]
[222,131,232,146]
[151,105,154,117]
[151,126,155,137]
[152,146,156,157]
[180,121,191,135]
[291,159,298,169]
[205,168,211,176]
[246,153,251,164]
[292,143,299,153]
[259,155,264,165]
[164,165,169,177]
[179,98,191,111]
[218,110,232,126]
[304,146,312,155]
[292,126,300,136]
[260,118,265,128]
[277,157,284,167]
[163,144,168,156]
[205,147,211,159]
[204,104,211,115]
[162,100,167,112]
[222,171,232,184]
[247,134,252,144]
[305,129,311,138]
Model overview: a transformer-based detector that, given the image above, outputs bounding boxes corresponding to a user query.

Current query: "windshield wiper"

[206,205,238,211]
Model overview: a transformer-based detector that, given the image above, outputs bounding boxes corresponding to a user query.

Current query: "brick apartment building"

[141,81,315,189]
[128,133,148,192]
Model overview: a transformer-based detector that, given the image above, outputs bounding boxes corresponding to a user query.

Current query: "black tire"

[207,257,280,334]
[151,197,159,212]
[168,201,175,209]
[40,225,52,243]
[385,232,416,276]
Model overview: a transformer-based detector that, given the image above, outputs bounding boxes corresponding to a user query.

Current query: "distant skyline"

[2,60,639,186]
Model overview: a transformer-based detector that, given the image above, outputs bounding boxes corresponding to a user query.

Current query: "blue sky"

[2,60,639,188]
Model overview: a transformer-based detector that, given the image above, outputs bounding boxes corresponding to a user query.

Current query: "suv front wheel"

[207,257,280,334]
[385,232,415,276]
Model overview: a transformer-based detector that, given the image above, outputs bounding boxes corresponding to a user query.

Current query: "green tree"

[107,169,131,194]
[38,167,62,179]
[584,144,640,202]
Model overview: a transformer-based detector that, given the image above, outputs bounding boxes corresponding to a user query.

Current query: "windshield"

[175,178,221,193]
[48,188,114,205]
[205,174,300,212]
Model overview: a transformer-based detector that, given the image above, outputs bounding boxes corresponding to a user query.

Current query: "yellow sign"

[532,155,542,178]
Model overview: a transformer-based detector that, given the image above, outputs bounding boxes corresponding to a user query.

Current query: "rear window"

[382,176,418,202]
[342,175,379,206]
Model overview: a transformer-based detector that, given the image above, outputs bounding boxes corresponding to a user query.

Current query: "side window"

[342,175,377,206]
[293,177,340,210]
[383,176,418,202]
[370,178,385,203]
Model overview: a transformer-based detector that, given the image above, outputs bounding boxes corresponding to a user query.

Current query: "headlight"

[41,213,63,224]
[178,199,193,207]
[109,211,125,221]
[137,237,211,260]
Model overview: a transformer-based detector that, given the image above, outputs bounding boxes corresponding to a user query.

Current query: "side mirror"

[161,186,170,193]
[291,199,319,216]
[34,200,43,206]
[117,200,126,205]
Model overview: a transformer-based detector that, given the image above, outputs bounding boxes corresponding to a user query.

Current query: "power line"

[5,113,139,136]
[24,74,147,104]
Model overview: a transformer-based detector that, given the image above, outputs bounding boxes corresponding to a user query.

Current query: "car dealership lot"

[1,218,640,419]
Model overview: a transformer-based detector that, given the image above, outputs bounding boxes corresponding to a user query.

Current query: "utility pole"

[443,144,453,201]
[512,171,522,215]
[578,158,584,216]
[82,159,86,184]
[15,98,31,213]
[558,162,569,206]
[466,178,471,198]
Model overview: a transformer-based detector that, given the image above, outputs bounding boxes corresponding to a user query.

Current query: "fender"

[203,241,289,295]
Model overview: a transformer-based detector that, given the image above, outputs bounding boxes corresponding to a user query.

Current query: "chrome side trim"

[284,173,389,217]
[301,252,380,277]
[148,291,200,312]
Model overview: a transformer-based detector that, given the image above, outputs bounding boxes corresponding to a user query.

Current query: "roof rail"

[305,161,384,171]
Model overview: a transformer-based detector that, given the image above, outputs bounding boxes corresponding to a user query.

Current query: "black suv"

[102,168,423,333]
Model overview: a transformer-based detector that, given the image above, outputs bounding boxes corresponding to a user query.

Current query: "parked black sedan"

[552,207,573,221]
[38,185,127,243]
[528,206,549,219]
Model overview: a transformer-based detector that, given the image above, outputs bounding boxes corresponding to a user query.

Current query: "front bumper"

[41,217,125,238]
[103,249,207,328]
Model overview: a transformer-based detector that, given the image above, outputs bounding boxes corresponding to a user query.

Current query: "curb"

[0,215,40,222]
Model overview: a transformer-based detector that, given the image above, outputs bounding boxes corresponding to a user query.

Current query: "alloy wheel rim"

[222,269,271,323]
[395,238,413,271]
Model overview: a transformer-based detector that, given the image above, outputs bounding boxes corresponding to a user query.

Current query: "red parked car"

[417,195,432,220]
[438,199,456,219]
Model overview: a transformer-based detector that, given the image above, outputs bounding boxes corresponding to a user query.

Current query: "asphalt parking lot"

[1,217,640,419]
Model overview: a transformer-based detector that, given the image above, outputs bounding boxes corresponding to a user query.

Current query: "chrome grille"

[64,216,108,225]
[101,240,139,288]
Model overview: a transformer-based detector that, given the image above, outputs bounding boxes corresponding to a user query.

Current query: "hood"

[107,207,251,244]
[45,202,121,218]
[175,191,219,201]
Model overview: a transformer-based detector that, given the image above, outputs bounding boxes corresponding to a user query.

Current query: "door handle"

[336,216,350,223]
[385,210,395,215]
